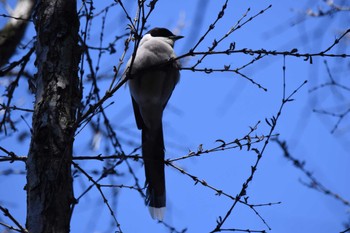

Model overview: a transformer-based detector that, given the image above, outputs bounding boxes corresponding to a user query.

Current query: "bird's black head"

[146,27,184,41]
[147,27,175,37]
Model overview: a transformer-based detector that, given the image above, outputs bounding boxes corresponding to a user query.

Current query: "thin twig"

[274,138,350,207]
[0,205,28,233]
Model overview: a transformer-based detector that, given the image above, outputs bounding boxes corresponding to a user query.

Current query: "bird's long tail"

[142,124,166,221]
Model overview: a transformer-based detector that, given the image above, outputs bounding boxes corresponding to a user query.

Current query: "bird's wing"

[131,96,144,130]
[161,61,180,110]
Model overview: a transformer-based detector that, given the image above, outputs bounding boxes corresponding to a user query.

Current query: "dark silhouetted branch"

[0,0,34,67]
[0,205,27,233]
[274,138,350,207]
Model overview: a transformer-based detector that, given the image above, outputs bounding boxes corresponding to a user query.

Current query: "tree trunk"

[26,0,80,232]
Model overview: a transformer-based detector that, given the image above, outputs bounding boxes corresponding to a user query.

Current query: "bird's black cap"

[147,28,174,37]
[147,27,183,40]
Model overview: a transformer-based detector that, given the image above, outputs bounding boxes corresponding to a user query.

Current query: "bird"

[125,27,183,221]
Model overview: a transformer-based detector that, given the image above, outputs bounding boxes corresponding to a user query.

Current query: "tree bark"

[26,0,80,232]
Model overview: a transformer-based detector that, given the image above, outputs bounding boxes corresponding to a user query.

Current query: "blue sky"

[0,0,349,233]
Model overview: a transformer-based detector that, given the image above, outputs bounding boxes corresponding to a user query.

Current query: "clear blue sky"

[0,0,349,233]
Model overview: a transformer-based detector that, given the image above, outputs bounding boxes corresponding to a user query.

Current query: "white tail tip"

[148,206,166,221]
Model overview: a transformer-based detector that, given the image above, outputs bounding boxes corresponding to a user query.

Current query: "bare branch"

[274,138,350,207]
[306,1,350,17]
[0,0,35,67]
[210,57,307,232]
[0,145,26,162]
[0,205,28,233]
[71,162,123,232]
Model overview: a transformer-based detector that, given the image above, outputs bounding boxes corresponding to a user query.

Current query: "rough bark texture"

[26,0,80,233]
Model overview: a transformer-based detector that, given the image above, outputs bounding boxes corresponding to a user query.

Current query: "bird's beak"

[170,35,184,41]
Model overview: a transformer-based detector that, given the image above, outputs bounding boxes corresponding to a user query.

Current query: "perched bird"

[125,27,183,220]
